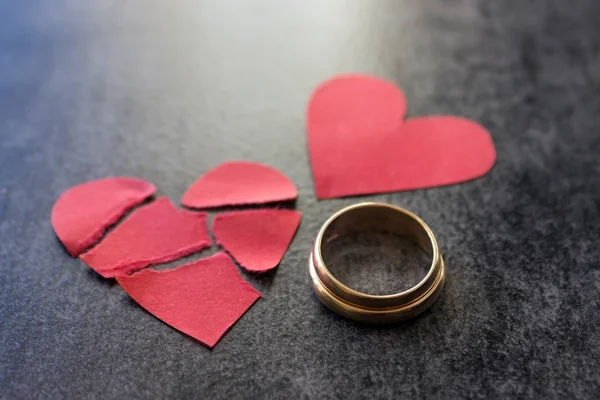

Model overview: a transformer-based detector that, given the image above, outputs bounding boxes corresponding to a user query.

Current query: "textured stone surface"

[1,0,599,398]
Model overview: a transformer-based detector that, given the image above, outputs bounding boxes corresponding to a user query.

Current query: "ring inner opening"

[320,205,432,295]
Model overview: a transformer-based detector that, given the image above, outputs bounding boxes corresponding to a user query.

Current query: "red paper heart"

[307,75,496,199]
[80,197,211,278]
[51,177,156,256]
[182,161,297,209]
[212,209,302,272]
[116,252,261,348]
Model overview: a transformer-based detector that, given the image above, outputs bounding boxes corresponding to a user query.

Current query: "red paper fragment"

[307,75,496,198]
[181,161,297,209]
[116,252,260,348]
[80,197,210,278]
[213,209,302,272]
[51,177,156,256]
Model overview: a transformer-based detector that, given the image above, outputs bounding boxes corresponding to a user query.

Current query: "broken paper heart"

[51,177,156,256]
[307,74,496,199]
[117,252,261,348]
[182,161,297,209]
[51,162,300,348]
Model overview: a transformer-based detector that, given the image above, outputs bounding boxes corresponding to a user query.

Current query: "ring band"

[309,202,445,323]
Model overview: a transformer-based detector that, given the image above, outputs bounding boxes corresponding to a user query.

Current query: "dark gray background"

[1,0,599,399]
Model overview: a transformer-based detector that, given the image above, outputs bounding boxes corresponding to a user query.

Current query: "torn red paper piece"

[51,177,156,256]
[213,209,302,272]
[307,74,496,198]
[80,197,210,278]
[181,161,297,209]
[116,252,260,348]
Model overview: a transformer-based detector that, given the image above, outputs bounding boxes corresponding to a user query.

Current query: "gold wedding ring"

[309,202,445,323]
